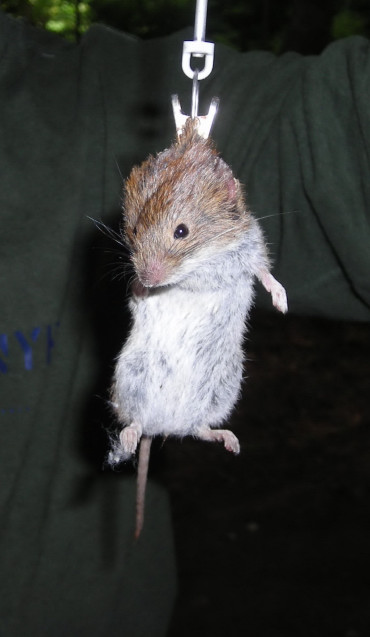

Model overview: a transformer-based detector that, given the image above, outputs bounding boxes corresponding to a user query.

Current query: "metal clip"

[172,94,219,140]
[173,0,218,139]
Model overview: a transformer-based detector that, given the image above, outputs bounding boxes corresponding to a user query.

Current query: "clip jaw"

[172,94,219,140]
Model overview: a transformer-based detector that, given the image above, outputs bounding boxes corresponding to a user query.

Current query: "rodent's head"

[123,119,251,288]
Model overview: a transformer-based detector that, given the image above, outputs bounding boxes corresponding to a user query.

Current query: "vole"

[108,118,287,538]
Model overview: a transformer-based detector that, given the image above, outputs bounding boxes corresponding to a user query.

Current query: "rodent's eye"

[174,223,189,239]
[133,226,137,236]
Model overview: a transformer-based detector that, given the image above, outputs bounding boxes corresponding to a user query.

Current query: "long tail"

[135,436,152,539]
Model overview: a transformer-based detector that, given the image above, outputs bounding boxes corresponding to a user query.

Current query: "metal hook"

[191,69,199,118]
[181,0,214,81]
[173,0,218,139]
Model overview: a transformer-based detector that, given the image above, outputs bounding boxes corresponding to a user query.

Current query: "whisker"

[114,158,124,184]
[169,210,301,260]
[125,273,137,296]
[207,226,242,242]
[255,209,300,222]
[87,216,126,249]
[95,261,130,285]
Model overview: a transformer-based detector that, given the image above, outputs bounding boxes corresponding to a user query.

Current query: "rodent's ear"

[213,157,236,197]
[226,177,237,203]
[228,178,247,221]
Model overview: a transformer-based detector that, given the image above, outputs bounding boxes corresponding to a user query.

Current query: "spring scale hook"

[172,0,218,139]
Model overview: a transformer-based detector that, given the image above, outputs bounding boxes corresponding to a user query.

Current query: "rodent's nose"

[139,259,166,287]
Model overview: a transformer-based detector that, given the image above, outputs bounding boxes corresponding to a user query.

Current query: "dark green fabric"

[0,13,177,637]
[1,7,370,637]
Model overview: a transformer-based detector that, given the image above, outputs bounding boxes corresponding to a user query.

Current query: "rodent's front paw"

[131,278,149,299]
[259,270,288,314]
[271,282,288,314]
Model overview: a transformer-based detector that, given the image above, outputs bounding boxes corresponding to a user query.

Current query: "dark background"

[160,310,370,636]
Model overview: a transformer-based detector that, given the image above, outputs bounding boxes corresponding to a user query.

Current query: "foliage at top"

[1,0,370,53]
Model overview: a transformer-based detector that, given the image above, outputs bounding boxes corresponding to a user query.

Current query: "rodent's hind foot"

[119,422,143,455]
[107,422,143,466]
[197,425,240,454]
